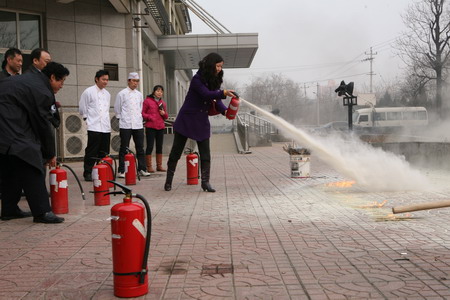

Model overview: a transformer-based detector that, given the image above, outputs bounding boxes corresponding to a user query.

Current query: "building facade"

[0,0,258,158]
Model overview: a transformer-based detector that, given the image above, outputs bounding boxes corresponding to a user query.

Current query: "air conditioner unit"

[59,111,87,160]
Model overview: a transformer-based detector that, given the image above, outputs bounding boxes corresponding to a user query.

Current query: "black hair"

[30,48,49,62]
[150,85,164,98]
[42,62,70,81]
[1,47,22,70]
[95,69,109,80]
[198,52,224,90]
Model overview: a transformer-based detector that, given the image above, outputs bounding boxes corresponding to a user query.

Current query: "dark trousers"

[83,131,111,176]
[168,131,211,163]
[118,128,146,172]
[145,128,164,155]
[0,155,51,217]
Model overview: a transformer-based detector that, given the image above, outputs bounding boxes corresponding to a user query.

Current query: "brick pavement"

[2,143,450,299]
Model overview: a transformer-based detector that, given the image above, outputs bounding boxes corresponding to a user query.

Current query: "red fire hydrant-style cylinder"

[186,152,198,185]
[49,165,69,214]
[111,196,148,297]
[102,155,114,189]
[225,97,240,120]
[92,163,110,206]
[124,152,136,186]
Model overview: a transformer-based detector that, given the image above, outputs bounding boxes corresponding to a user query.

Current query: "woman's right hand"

[224,89,236,98]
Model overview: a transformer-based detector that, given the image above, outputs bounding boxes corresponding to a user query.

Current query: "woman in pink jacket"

[142,85,168,172]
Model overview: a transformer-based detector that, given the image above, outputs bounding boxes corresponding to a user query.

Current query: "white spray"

[240,98,432,192]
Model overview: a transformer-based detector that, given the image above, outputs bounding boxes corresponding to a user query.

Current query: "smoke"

[241,98,432,192]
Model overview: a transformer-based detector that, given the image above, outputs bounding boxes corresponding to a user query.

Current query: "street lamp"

[335,80,357,130]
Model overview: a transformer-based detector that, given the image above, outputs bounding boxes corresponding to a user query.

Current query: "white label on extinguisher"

[111,234,121,239]
[93,179,102,187]
[229,104,238,110]
[124,161,129,173]
[132,219,146,239]
[59,180,68,189]
[92,168,99,180]
[189,158,198,167]
[50,174,57,186]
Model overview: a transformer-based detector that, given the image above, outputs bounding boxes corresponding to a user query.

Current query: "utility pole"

[303,83,309,98]
[316,82,320,125]
[362,47,377,93]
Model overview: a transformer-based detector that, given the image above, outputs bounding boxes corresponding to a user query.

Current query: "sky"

[187,0,413,98]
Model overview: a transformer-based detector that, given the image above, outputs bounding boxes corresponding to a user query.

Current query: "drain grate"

[201,264,234,275]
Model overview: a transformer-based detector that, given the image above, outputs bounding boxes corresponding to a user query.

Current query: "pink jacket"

[142,96,168,130]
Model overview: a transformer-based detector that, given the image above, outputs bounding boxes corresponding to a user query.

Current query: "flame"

[361,200,388,208]
[326,180,356,188]
[385,213,412,220]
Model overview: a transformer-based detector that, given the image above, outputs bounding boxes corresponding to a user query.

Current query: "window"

[0,10,42,71]
[0,10,41,50]
[359,115,369,122]
[387,112,401,120]
[104,63,119,81]
[375,112,386,120]
[403,111,416,120]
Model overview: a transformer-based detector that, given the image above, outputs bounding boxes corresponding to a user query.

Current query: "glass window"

[375,112,386,120]
[19,13,40,50]
[359,115,369,122]
[403,111,416,120]
[0,11,17,48]
[387,112,401,120]
[418,111,427,120]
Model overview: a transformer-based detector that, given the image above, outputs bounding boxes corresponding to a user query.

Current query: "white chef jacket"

[79,85,111,133]
[114,87,144,129]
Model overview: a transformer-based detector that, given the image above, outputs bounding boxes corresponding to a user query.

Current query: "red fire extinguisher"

[102,155,115,189]
[124,151,137,186]
[225,92,240,120]
[186,150,199,185]
[109,181,151,298]
[92,163,110,206]
[50,165,68,214]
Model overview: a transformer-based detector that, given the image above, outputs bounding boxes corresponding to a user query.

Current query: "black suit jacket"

[0,73,56,172]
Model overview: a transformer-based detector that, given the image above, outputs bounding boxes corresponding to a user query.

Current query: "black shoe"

[164,183,172,191]
[201,182,216,193]
[1,210,33,221]
[84,173,92,182]
[33,211,65,224]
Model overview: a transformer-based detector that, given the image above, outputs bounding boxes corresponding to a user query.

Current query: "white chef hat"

[128,72,140,80]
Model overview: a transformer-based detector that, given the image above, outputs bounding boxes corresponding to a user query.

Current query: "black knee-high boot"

[200,160,215,192]
[164,160,178,191]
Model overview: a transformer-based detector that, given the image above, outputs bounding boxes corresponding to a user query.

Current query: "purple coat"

[173,72,227,141]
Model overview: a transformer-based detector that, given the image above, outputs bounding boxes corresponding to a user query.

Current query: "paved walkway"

[2,143,450,299]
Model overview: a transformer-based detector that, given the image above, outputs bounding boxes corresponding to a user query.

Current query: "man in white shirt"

[114,72,150,177]
[79,70,111,181]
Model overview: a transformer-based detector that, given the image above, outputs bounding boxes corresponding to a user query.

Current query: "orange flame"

[361,200,388,208]
[326,180,356,188]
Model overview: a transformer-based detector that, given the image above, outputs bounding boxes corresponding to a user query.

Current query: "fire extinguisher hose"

[134,193,152,284]
[61,163,86,201]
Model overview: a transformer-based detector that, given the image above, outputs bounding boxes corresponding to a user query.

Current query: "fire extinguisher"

[225,91,240,120]
[107,181,152,298]
[50,164,68,214]
[49,163,86,214]
[124,148,140,186]
[92,162,110,206]
[186,149,199,185]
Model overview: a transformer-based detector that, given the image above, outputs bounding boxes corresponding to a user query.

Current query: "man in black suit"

[0,62,69,223]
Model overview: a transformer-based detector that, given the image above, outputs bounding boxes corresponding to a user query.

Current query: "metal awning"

[157,33,258,69]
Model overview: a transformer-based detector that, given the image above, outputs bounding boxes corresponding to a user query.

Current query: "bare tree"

[396,0,450,117]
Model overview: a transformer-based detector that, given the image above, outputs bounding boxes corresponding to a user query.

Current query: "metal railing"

[240,113,274,136]
[235,115,250,153]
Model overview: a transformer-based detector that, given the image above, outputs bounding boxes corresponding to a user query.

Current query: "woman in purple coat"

[164,53,236,192]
